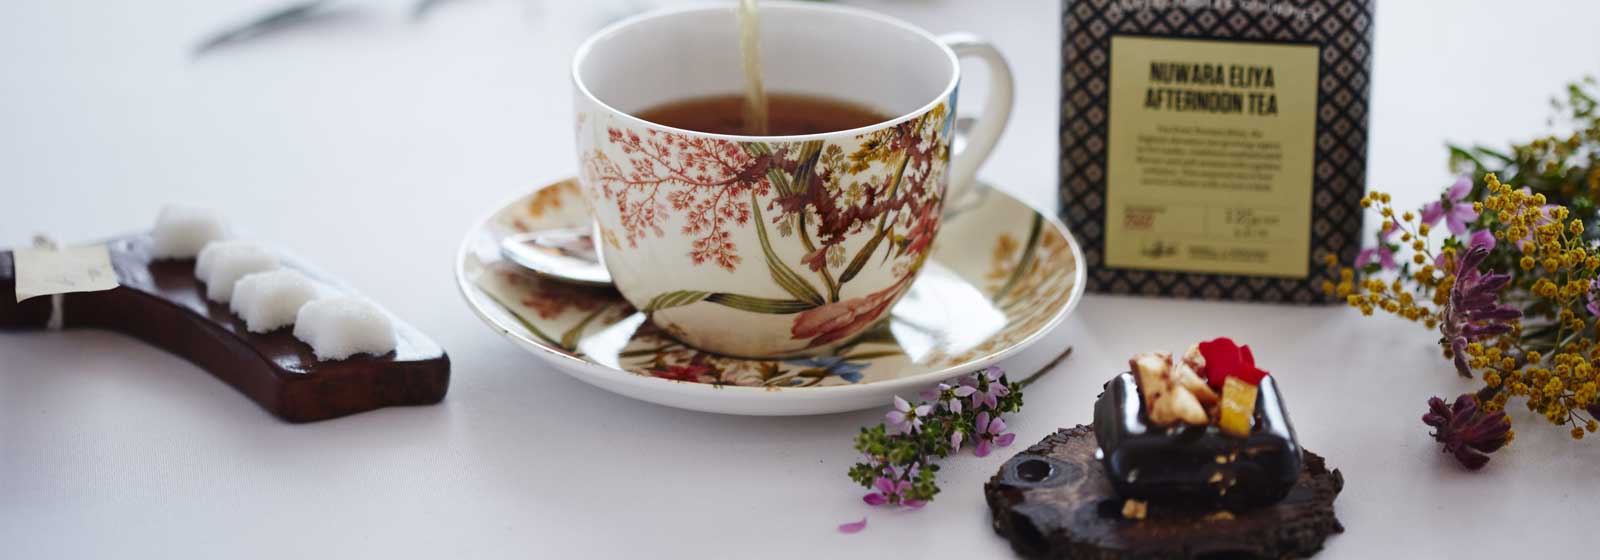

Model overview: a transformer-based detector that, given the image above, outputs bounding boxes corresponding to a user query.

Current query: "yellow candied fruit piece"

[1218,377,1259,438]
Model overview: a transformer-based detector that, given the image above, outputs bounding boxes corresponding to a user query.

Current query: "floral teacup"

[572,2,1012,358]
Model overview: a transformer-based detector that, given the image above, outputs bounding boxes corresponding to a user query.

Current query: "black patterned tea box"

[1060,0,1373,302]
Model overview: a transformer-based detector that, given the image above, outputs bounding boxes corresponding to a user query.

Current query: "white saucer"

[455,178,1084,415]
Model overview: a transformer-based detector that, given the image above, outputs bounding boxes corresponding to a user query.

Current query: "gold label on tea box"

[1104,36,1318,278]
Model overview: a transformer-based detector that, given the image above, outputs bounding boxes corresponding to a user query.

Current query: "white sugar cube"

[230,269,327,333]
[195,240,260,282]
[292,297,397,360]
[151,205,227,259]
[195,241,279,303]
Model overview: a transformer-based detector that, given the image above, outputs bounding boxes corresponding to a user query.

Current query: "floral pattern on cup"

[577,103,951,356]
[466,178,1080,389]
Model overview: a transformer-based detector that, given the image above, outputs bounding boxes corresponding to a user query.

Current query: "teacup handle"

[939,33,1014,207]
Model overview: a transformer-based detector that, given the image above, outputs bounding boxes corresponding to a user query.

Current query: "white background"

[3,0,1598,557]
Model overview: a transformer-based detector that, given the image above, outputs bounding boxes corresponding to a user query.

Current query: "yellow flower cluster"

[1476,176,1600,436]
[1335,173,1600,439]
[1324,193,1446,326]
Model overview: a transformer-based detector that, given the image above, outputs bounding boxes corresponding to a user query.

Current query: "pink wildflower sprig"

[840,348,1071,533]
[846,367,1024,512]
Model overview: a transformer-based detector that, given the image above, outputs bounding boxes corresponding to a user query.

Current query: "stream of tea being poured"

[737,0,769,136]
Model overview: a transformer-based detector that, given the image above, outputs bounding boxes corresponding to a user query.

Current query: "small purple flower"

[973,411,1016,457]
[862,464,925,508]
[1470,228,1496,252]
[1421,176,1479,235]
[1422,393,1510,470]
[862,476,906,506]
[885,395,930,435]
[956,366,1011,410]
[1357,222,1399,270]
[1440,246,1520,376]
[918,382,963,413]
[950,429,964,452]
[983,365,1004,380]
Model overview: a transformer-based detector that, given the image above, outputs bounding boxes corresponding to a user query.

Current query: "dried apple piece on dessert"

[1129,352,1209,427]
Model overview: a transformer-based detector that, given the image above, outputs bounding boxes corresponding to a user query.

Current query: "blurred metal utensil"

[499,227,615,287]
[194,0,341,54]
[411,0,453,20]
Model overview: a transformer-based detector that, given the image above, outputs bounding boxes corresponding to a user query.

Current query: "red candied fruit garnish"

[1197,337,1268,389]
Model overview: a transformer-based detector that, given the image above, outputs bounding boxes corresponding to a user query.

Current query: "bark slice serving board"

[1,235,449,422]
[985,425,1343,559]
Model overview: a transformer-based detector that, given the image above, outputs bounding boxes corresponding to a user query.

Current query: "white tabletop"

[4,0,1598,557]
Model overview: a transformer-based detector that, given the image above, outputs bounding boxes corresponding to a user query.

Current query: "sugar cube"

[292,297,397,360]
[150,205,227,259]
[195,240,279,303]
[230,269,327,333]
[196,240,258,282]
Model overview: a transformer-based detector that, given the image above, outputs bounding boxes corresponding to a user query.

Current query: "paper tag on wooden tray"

[13,244,120,302]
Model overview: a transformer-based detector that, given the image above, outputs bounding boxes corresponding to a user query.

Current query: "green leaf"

[1476,146,1515,164]
[705,293,816,314]
[742,141,821,199]
[789,140,826,189]
[750,189,826,306]
[559,305,611,349]
[1447,145,1483,169]
[642,290,712,312]
[838,230,886,284]
[482,290,577,353]
[743,142,795,197]
[616,344,678,358]
[642,289,815,315]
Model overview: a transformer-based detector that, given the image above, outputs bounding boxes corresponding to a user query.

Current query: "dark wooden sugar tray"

[1,235,449,422]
